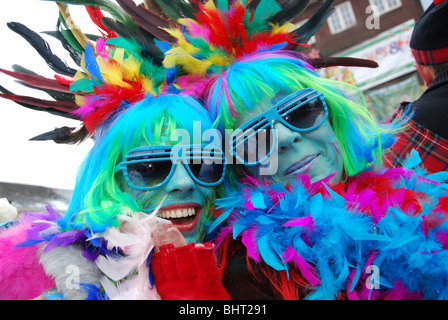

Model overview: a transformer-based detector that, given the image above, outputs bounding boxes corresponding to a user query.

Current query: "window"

[327,1,356,35]
[294,20,316,45]
[368,0,402,15]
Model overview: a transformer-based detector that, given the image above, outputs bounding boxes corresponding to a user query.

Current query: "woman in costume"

[160,0,448,299]
[0,94,230,300]
[0,1,230,300]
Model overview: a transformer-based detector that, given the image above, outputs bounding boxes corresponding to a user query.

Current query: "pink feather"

[176,75,214,100]
[183,20,211,43]
[283,214,314,228]
[282,246,320,287]
[95,38,109,58]
[0,219,55,299]
[241,228,260,263]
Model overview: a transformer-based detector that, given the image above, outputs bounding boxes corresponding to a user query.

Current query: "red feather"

[0,93,78,113]
[54,74,74,86]
[81,81,146,133]
[85,6,117,39]
[0,68,71,93]
[225,2,247,57]
[196,5,231,50]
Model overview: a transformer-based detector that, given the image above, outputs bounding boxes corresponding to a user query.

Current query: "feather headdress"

[1,0,378,143]
[0,0,178,143]
[159,0,378,96]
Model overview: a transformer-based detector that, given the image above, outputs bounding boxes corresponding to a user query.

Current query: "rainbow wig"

[205,50,406,177]
[58,94,216,235]
[152,0,409,178]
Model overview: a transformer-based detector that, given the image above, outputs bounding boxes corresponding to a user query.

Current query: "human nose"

[163,163,196,194]
[274,122,301,153]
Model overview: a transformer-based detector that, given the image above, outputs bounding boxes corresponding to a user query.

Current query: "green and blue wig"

[58,94,216,235]
[205,51,406,177]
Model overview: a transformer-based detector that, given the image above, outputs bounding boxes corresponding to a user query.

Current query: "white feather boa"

[89,210,170,300]
[37,207,171,300]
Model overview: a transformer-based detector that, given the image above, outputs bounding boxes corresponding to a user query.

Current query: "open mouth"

[157,203,202,232]
[284,154,319,176]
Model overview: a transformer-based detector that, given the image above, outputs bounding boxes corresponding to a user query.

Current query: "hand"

[150,225,230,300]
[152,223,188,252]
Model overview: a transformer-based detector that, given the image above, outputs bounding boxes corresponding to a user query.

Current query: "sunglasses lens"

[187,148,225,185]
[125,150,173,188]
[282,97,326,130]
[232,125,273,165]
[189,162,224,185]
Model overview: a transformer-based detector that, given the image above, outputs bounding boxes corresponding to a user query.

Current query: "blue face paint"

[235,97,343,184]
[118,140,225,243]
[123,163,213,243]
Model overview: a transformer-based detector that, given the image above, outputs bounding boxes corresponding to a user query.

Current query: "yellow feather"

[204,0,217,10]
[270,22,296,35]
[142,78,157,96]
[208,52,232,67]
[57,3,89,48]
[97,59,129,87]
[122,56,142,80]
[177,18,198,28]
[112,48,125,65]
[73,70,86,82]
[178,56,211,75]
[162,28,199,54]
[163,47,190,68]
[75,94,87,107]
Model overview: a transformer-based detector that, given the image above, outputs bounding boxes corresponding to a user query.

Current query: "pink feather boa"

[0,219,55,300]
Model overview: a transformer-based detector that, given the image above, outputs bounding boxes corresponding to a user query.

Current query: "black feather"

[101,17,164,66]
[44,30,83,66]
[17,81,75,102]
[294,0,335,47]
[269,0,312,24]
[312,57,379,69]
[151,0,196,20]
[30,125,90,144]
[116,0,176,42]
[7,22,77,76]
[0,85,79,119]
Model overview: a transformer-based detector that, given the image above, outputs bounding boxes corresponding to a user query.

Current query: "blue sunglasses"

[230,88,329,166]
[115,144,226,191]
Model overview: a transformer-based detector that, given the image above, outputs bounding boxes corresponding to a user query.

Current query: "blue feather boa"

[210,151,448,300]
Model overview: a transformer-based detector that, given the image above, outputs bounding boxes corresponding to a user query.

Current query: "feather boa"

[16,206,169,300]
[210,151,448,300]
[0,218,55,300]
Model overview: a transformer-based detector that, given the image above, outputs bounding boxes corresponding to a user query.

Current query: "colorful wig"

[58,94,216,235]
[157,0,406,177]
[205,51,406,177]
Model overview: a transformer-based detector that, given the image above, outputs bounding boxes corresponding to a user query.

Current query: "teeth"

[158,207,196,219]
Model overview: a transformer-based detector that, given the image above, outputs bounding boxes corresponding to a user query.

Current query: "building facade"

[294,0,425,120]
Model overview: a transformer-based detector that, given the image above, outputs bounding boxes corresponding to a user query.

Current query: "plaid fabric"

[384,114,448,173]
[412,47,448,65]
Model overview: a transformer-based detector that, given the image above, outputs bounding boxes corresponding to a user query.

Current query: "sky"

[0,1,99,190]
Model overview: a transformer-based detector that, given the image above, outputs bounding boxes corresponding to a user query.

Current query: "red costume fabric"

[151,242,230,300]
